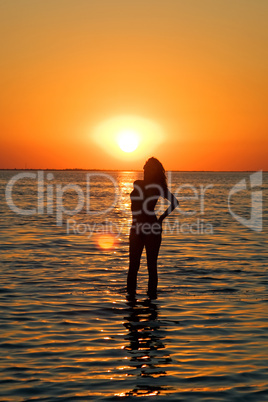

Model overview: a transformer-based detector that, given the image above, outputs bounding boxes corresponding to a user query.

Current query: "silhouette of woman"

[127,157,179,299]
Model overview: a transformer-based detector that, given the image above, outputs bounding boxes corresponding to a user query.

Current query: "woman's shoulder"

[131,180,144,198]
[133,179,144,187]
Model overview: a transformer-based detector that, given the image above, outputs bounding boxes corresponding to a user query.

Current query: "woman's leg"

[127,231,144,295]
[145,234,162,297]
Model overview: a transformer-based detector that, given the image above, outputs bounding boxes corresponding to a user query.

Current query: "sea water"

[0,170,267,401]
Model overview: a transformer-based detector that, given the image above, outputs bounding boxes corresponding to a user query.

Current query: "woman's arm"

[158,188,179,223]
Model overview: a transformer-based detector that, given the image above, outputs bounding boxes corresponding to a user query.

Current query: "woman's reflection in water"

[122,298,172,397]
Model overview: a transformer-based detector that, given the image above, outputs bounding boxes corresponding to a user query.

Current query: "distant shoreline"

[0,168,266,173]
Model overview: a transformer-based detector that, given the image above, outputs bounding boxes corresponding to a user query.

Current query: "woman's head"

[143,157,167,188]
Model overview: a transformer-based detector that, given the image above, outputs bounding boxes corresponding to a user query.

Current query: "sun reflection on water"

[118,298,173,397]
[1,171,267,400]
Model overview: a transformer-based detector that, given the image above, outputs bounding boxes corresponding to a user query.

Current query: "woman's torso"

[130,179,162,224]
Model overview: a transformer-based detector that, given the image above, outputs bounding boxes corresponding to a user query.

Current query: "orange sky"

[0,0,267,170]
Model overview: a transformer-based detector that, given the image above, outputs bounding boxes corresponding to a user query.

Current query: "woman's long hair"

[143,157,167,189]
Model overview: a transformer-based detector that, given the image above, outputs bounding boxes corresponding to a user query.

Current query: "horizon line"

[0,168,266,173]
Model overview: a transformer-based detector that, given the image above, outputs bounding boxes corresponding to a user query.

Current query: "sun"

[92,114,164,160]
[117,130,139,153]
